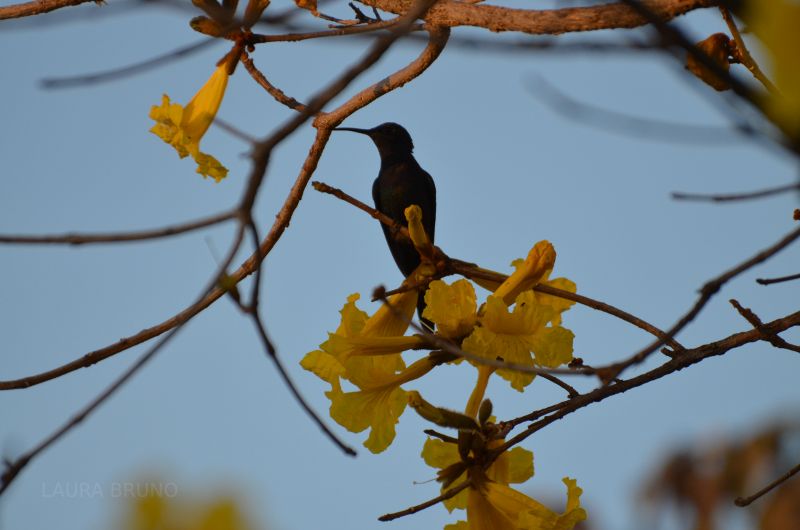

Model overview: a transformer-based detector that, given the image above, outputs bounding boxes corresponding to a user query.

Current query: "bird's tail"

[417,290,434,332]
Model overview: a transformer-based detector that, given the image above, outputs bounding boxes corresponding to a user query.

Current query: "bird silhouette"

[334,122,436,329]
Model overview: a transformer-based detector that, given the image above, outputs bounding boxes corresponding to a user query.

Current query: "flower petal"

[488,446,534,485]
[183,64,230,142]
[421,438,468,512]
[328,384,408,453]
[299,349,344,385]
[493,241,556,306]
[423,279,478,339]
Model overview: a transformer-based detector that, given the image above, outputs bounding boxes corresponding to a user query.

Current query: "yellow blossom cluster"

[301,206,587,529]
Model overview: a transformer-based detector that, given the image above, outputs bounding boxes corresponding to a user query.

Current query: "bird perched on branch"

[334,122,436,329]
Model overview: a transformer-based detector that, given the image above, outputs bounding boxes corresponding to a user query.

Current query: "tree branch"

[358,0,718,35]
[600,224,800,380]
[757,271,800,286]
[241,53,308,112]
[0,223,248,495]
[499,309,800,454]
[378,479,470,521]
[734,460,800,507]
[40,38,217,89]
[0,0,99,20]
[730,299,800,354]
[672,182,800,202]
[0,210,235,245]
[313,179,686,354]
[0,2,448,392]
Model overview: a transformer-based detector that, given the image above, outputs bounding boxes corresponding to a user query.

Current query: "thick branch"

[0,0,97,20]
[359,0,718,35]
[314,24,450,127]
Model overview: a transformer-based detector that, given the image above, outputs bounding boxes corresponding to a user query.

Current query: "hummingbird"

[334,122,436,329]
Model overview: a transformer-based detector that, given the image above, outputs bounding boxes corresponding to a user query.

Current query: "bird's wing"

[372,176,382,214]
[422,169,436,242]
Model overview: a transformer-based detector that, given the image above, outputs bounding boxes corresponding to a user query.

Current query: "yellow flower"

[329,356,436,453]
[422,437,534,513]
[531,276,576,327]
[457,242,575,391]
[461,477,586,530]
[423,279,478,340]
[492,241,555,306]
[474,243,577,327]
[300,293,366,387]
[420,242,574,391]
[301,290,432,453]
[463,290,573,391]
[319,293,425,365]
[149,64,230,182]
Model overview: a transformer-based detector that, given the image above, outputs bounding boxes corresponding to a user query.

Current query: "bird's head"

[334,122,414,160]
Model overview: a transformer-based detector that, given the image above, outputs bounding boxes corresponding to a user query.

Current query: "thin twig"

[529,75,750,144]
[0,223,247,495]
[508,402,572,425]
[0,210,235,245]
[1,329,181,495]
[672,183,800,202]
[249,18,420,43]
[250,310,357,455]
[719,5,778,95]
[730,299,800,354]
[600,225,800,381]
[241,53,308,112]
[241,219,356,455]
[498,310,800,458]
[734,461,800,506]
[239,0,442,214]
[40,39,217,89]
[214,117,258,144]
[0,0,446,393]
[312,181,410,241]
[757,272,800,285]
[537,371,580,398]
[618,0,755,107]
[378,480,470,521]
[618,0,798,154]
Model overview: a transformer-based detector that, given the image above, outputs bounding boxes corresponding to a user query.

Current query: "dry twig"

[734,461,800,507]
[0,210,235,245]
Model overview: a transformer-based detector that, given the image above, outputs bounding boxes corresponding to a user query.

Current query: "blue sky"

[1,2,799,529]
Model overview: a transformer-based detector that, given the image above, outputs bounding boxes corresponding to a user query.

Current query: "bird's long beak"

[333,127,372,135]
